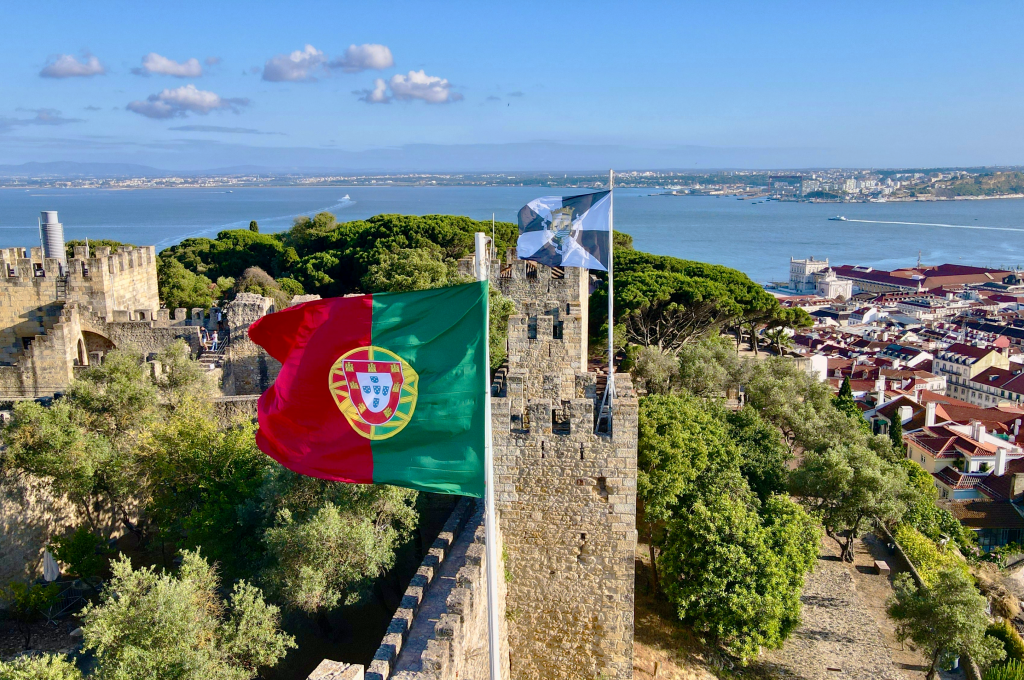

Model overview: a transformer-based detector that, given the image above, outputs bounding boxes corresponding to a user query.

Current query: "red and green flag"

[248,281,487,498]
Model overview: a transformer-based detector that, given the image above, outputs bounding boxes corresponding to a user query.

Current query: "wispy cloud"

[328,44,394,73]
[169,124,283,135]
[485,95,501,102]
[126,84,249,119]
[508,91,524,97]
[132,53,203,77]
[83,105,102,111]
[0,109,84,133]
[39,53,106,78]
[205,56,221,66]
[262,44,326,82]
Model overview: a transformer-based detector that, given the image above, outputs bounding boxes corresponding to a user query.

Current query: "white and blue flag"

[516,190,611,271]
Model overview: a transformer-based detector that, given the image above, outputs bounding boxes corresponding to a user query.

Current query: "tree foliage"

[159,214,518,299]
[659,494,819,662]
[790,443,910,561]
[0,654,83,680]
[81,551,295,680]
[608,250,778,353]
[888,568,1004,678]
[0,581,60,649]
[157,257,215,310]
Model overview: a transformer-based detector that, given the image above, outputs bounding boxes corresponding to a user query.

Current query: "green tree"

[632,345,680,395]
[675,334,749,398]
[637,394,736,591]
[727,406,792,502]
[82,551,295,680]
[489,289,515,369]
[658,494,819,662]
[259,472,418,616]
[49,526,110,584]
[888,568,1004,679]
[65,239,134,261]
[360,246,467,293]
[157,257,214,310]
[899,459,975,549]
[249,220,259,233]
[890,412,905,455]
[0,654,83,680]
[988,619,1024,662]
[763,327,793,355]
[0,581,60,649]
[790,444,910,561]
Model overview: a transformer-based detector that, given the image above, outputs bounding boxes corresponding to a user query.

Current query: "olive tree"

[888,568,1004,679]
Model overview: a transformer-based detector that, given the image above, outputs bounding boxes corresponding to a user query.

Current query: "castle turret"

[492,250,638,680]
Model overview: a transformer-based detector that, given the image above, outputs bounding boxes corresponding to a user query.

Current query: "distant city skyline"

[2,1,1023,171]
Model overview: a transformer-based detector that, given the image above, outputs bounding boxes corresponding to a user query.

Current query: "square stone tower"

[491,250,638,680]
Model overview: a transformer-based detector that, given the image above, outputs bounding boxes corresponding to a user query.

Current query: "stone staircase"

[198,348,225,372]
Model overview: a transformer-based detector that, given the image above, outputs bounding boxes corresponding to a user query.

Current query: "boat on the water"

[828,216,847,221]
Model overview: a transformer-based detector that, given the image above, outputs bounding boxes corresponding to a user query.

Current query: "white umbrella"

[42,549,59,582]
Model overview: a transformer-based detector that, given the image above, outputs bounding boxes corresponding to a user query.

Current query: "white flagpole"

[595,170,616,433]
[475,231,501,680]
[608,169,615,413]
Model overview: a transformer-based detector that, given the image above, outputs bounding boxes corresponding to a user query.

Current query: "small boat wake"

[842,218,1024,233]
[153,195,356,249]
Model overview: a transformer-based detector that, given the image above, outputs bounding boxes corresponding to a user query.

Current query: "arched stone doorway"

[76,337,88,366]
[82,331,116,366]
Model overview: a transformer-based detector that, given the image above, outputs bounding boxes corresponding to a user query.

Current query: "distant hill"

[929,171,1024,198]
[0,162,169,178]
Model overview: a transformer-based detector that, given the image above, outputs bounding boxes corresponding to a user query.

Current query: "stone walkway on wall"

[756,535,963,680]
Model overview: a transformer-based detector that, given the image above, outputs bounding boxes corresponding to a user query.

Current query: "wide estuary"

[2,186,1023,282]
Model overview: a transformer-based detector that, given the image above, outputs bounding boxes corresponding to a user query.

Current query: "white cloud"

[126,84,248,119]
[329,44,394,73]
[132,53,203,77]
[39,53,106,78]
[205,56,221,66]
[356,78,391,103]
[387,70,462,104]
[262,44,326,82]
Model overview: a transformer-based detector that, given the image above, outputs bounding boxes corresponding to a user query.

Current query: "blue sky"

[2,1,1023,171]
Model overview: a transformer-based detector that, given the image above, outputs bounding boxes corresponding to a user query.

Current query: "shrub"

[0,654,83,680]
[49,526,109,582]
[985,660,1024,680]
[1,581,60,649]
[895,524,970,587]
[989,620,1024,663]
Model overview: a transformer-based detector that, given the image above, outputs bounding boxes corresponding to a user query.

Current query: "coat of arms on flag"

[516,190,611,271]
[329,347,418,439]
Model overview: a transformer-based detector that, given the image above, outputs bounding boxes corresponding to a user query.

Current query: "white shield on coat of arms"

[355,372,394,413]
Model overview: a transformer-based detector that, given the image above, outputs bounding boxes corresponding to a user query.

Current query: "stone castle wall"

[493,253,637,680]
[221,293,281,395]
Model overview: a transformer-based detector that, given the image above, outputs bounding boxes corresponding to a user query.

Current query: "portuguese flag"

[249,281,487,498]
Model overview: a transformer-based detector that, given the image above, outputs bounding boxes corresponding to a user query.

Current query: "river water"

[1,186,1022,282]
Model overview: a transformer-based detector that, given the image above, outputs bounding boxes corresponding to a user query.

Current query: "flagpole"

[475,231,501,680]
[608,169,615,412]
[596,170,616,433]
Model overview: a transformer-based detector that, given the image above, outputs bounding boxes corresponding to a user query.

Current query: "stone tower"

[491,251,638,680]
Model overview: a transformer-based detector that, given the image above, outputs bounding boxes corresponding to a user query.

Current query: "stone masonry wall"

[221,293,281,396]
[493,251,638,680]
[309,499,508,680]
